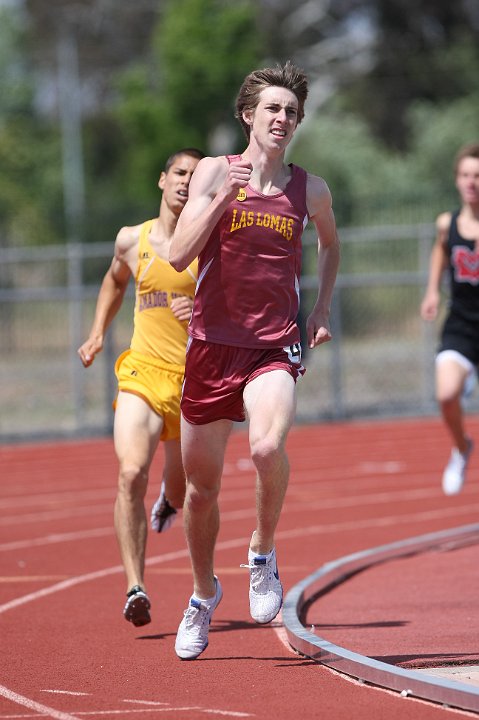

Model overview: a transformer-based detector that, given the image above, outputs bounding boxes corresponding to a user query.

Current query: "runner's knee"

[118,463,149,498]
[185,480,220,512]
[250,435,285,474]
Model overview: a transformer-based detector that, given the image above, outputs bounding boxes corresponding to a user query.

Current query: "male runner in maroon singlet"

[170,61,340,660]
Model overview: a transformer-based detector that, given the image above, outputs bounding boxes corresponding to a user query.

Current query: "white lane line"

[1,576,68,582]
[321,664,479,718]
[0,488,114,510]
[0,544,197,615]
[41,691,90,697]
[0,528,113,552]
[272,612,297,656]
[3,465,468,527]
[80,709,251,717]
[194,711,252,717]
[0,707,252,717]
[0,564,124,615]
[2,502,479,616]
[2,484,476,718]
[123,699,169,706]
[275,503,479,542]
[0,684,81,719]
[0,504,115,527]
[220,487,473,524]
[122,701,252,716]
[3,488,478,555]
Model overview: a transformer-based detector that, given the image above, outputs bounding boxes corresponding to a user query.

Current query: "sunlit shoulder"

[306,173,333,218]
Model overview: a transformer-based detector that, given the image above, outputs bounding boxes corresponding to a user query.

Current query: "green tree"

[342,0,479,150]
[407,92,479,201]
[0,6,62,248]
[114,0,261,209]
[158,0,260,138]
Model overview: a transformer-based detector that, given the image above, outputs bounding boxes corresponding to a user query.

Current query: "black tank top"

[446,210,479,322]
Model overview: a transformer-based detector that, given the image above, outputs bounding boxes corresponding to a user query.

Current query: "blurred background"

[1,0,479,441]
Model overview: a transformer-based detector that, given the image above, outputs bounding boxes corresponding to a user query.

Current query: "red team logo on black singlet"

[452,247,479,285]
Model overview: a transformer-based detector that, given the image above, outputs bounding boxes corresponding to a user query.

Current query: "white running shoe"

[242,547,283,624]
[150,481,178,532]
[175,577,223,660]
[442,438,473,496]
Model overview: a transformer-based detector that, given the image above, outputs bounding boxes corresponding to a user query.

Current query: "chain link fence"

[2,224,476,442]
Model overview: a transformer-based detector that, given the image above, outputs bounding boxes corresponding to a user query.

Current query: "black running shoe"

[150,481,178,533]
[123,585,151,626]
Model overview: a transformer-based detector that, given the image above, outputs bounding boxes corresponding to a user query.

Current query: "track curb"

[283,522,479,713]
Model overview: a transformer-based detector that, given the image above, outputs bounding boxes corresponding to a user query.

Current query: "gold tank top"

[130,219,197,365]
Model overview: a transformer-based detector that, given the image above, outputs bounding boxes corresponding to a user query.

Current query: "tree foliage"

[0,6,62,247]
[158,0,260,136]
[113,0,260,211]
[338,0,479,149]
[290,87,479,230]
[1,0,479,247]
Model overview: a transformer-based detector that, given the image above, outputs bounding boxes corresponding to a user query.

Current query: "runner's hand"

[171,295,193,322]
[78,337,103,367]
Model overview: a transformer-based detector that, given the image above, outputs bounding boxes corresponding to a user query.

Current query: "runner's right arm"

[169,156,252,271]
[78,227,136,367]
[420,212,450,322]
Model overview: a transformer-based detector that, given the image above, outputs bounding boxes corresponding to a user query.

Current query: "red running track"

[1,416,479,720]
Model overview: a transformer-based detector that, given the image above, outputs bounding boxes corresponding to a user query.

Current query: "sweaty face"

[161,155,201,215]
[246,86,299,151]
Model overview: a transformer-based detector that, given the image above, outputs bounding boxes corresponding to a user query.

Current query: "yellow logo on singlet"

[236,188,247,202]
[229,208,294,241]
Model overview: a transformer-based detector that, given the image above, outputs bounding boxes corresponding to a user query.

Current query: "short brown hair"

[235,61,308,139]
[454,142,479,174]
[165,147,205,173]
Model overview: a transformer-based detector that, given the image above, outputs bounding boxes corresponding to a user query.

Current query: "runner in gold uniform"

[78,148,204,626]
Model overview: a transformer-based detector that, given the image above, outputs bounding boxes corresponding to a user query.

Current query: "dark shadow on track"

[316,620,409,630]
[375,653,479,666]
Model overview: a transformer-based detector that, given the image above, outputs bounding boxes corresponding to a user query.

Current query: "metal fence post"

[329,285,344,419]
[67,242,86,431]
[418,224,436,410]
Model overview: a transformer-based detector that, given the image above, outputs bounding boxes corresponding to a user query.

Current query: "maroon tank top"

[189,156,309,348]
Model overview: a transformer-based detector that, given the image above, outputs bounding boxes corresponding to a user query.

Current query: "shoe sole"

[124,595,151,627]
